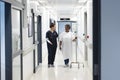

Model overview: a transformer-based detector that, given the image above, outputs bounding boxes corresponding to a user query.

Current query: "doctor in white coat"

[59,24,77,67]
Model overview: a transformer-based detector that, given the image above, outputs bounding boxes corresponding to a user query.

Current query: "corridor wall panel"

[0,2,5,80]
[101,0,120,80]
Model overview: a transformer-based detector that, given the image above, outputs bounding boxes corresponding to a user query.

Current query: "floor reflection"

[30,45,92,80]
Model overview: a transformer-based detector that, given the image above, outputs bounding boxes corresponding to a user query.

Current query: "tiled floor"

[30,43,92,80]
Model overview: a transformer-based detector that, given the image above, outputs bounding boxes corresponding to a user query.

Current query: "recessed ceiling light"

[78,0,85,3]
[38,0,46,3]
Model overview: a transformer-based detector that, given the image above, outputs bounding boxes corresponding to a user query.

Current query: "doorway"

[0,1,12,80]
[11,7,23,80]
[37,15,42,64]
[0,0,101,80]
[93,0,101,80]
[31,9,42,73]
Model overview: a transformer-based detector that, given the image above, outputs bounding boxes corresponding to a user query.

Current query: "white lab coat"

[59,31,75,60]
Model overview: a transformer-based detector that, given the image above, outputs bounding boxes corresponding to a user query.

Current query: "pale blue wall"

[101,0,120,80]
[0,1,5,80]
[58,21,71,35]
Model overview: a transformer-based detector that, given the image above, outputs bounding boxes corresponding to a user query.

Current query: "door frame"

[11,5,23,80]
[0,1,4,80]
[0,0,101,80]
[31,9,36,73]
[93,0,101,80]
[0,1,24,80]
[32,10,42,73]
[0,2,1,80]
[37,15,42,64]
[5,2,12,80]
[84,12,88,61]
[31,9,41,73]
[0,2,11,80]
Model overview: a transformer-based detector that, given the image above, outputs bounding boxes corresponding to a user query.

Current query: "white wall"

[76,0,93,77]
[86,0,93,73]
[23,52,33,80]
[41,8,50,62]
[21,1,34,80]
[22,1,58,80]
[22,27,33,80]
[101,0,120,80]
[77,7,85,59]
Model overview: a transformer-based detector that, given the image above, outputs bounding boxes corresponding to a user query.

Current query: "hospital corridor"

[1,0,120,80]
[30,43,90,80]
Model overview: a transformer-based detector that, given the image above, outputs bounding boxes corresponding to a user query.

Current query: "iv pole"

[70,33,84,69]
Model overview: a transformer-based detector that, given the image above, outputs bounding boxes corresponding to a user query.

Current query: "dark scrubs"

[46,30,58,65]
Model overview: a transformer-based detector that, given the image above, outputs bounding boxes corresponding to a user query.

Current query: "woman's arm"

[46,31,53,45]
[59,41,62,50]
[46,38,53,45]
[72,37,77,41]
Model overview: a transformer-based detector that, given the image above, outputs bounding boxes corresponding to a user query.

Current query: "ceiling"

[36,0,86,18]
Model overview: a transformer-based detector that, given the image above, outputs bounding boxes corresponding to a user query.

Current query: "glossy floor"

[30,43,92,80]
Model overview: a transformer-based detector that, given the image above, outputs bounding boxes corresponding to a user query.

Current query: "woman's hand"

[59,41,62,50]
[73,37,77,41]
[59,46,62,50]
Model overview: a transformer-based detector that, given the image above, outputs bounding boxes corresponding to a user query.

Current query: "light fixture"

[38,0,46,3]
[78,0,86,3]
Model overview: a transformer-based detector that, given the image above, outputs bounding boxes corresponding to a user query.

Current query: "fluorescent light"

[78,0,86,3]
[38,0,46,3]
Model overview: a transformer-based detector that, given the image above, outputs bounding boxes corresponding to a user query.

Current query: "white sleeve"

[71,32,75,40]
[46,38,52,44]
[59,33,63,41]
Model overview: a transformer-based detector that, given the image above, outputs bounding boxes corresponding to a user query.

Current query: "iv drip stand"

[70,38,84,69]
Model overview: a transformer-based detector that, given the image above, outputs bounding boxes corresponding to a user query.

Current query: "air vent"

[60,18,70,20]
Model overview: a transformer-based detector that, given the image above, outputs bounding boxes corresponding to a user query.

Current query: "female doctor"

[46,23,58,67]
[59,24,77,67]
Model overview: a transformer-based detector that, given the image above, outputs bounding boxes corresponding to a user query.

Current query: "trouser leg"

[48,46,52,65]
[51,47,57,65]
[64,59,69,65]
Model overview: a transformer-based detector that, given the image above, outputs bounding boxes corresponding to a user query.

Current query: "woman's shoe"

[48,64,55,68]
[51,64,55,67]
[64,64,69,68]
[48,64,51,68]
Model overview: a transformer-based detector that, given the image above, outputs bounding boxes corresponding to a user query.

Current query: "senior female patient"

[59,24,77,67]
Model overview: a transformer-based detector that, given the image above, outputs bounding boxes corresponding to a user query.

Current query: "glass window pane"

[35,16,37,41]
[72,23,77,33]
[12,9,21,54]
[35,46,38,67]
[12,8,21,80]
[13,55,21,80]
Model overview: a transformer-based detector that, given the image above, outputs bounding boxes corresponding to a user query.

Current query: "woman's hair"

[50,23,55,28]
[65,24,71,29]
